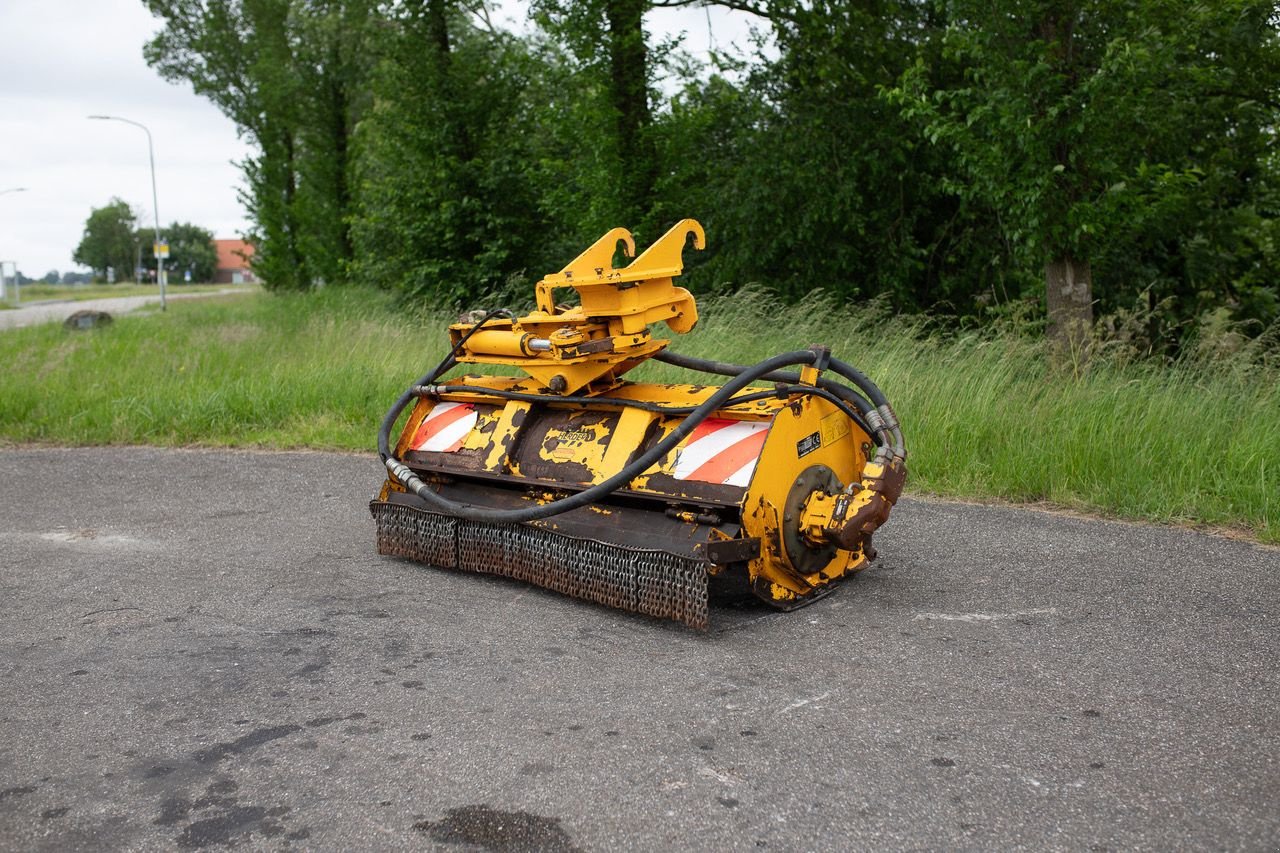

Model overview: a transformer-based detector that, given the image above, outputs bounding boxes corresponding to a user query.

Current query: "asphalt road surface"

[1,448,1276,851]
[0,290,245,331]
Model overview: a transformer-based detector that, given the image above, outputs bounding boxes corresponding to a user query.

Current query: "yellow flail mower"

[372,219,906,629]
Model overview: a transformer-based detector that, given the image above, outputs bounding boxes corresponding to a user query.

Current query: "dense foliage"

[73,198,138,280]
[136,222,220,282]
[73,198,217,282]
[144,0,1280,355]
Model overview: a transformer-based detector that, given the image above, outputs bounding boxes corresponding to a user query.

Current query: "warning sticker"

[410,402,477,453]
[820,411,850,446]
[672,418,772,487]
[796,432,821,458]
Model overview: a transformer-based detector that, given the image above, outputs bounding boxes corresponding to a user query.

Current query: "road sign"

[154,242,170,259]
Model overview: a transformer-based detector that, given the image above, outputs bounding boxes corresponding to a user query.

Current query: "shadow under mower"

[372,219,906,630]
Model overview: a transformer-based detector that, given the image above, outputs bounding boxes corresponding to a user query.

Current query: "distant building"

[214,239,256,284]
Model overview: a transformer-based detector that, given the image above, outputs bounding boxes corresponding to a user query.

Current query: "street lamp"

[89,115,166,310]
[0,187,27,196]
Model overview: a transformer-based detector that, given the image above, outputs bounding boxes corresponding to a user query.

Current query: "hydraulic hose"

[378,308,512,463]
[654,349,902,461]
[384,350,822,524]
[829,357,905,462]
[654,350,874,417]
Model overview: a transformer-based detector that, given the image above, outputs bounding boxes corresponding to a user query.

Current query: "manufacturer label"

[796,432,821,458]
[550,427,598,460]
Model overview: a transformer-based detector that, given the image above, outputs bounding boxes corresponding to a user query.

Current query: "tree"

[529,0,670,235]
[41,270,60,285]
[133,0,1278,357]
[73,199,138,282]
[891,0,1280,360]
[136,222,218,282]
[290,0,374,280]
[605,0,657,227]
[651,0,989,308]
[144,0,373,289]
[351,2,553,303]
[146,0,305,288]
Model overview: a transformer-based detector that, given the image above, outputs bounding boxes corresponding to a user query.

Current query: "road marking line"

[778,691,833,714]
[913,607,1059,623]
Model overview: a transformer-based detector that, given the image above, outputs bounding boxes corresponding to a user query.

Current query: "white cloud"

[0,0,251,277]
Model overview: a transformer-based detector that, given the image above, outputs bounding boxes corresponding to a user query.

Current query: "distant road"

[0,288,249,331]
[1,447,1276,850]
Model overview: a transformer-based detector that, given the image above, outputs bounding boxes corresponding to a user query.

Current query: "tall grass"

[652,288,1278,543]
[0,288,444,450]
[1,286,1275,543]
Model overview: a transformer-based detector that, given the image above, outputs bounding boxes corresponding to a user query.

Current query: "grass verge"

[1,286,1275,543]
[8,282,251,304]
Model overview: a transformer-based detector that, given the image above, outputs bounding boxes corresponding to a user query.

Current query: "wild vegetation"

[73,197,218,282]
[0,289,1274,543]
[141,0,1280,360]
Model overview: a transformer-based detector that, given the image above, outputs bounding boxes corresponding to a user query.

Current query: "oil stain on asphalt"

[413,804,581,852]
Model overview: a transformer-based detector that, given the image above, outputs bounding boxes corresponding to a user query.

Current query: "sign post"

[0,261,14,303]
[154,243,169,306]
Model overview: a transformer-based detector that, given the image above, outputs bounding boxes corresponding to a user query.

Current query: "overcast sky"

[0,0,763,278]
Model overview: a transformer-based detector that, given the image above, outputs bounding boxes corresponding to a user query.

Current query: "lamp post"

[89,115,166,310]
[0,188,27,301]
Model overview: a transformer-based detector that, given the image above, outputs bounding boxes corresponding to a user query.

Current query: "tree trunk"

[606,0,655,226]
[425,0,451,74]
[1044,254,1093,366]
[282,130,306,289]
[423,0,474,163]
[327,71,354,266]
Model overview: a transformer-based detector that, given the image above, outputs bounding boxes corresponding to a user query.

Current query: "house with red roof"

[214,239,256,284]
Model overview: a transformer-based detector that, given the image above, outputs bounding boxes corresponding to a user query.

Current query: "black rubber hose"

[377,309,512,462]
[780,386,866,431]
[653,349,881,443]
[655,348,904,462]
[828,357,888,408]
[654,349,874,417]
[385,350,821,524]
[828,357,906,461]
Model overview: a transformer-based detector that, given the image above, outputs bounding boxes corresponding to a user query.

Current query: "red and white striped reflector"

[410,402,477,453]
[672,418,772,487]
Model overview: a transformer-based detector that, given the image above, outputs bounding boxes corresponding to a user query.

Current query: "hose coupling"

[863,409,887,434]
[876,404,900,431]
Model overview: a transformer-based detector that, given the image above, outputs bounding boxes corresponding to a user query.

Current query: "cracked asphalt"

[1,447,1276,851]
